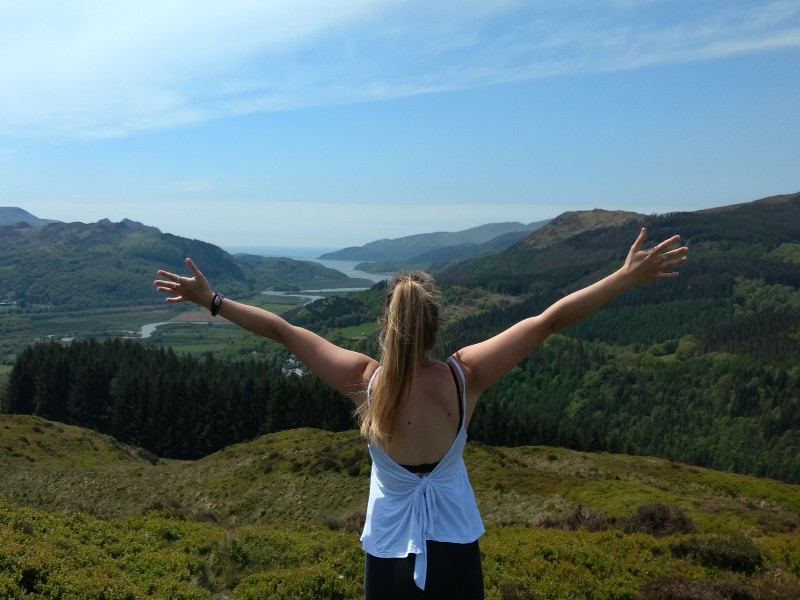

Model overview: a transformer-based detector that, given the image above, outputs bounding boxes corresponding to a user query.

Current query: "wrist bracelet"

[210,292,224,317]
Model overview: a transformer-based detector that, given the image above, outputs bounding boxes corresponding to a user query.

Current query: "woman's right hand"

[154,257,215,310]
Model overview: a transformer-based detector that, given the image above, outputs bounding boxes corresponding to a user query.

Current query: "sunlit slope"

[2,414,799,599]
[2,414,797,535]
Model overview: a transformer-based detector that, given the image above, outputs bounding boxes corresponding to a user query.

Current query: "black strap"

[447,360,464,434]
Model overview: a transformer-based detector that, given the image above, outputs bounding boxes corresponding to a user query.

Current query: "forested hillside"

[442,193,800,482]
[2,339,353,460]
[0,217,370,311]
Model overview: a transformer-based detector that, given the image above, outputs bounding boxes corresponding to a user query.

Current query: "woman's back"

[375,359,463,470]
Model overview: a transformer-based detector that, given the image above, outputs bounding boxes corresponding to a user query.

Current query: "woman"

[154,228,687,599]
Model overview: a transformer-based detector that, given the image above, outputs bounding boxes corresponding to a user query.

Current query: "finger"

[631,228,647,253]
[157,270,177,280]
[154,279,181,289]
[662,246,689,261]
[185,257,201,277]
[655,270,680,279]
[656,235,682,252]
[154,284,179,294]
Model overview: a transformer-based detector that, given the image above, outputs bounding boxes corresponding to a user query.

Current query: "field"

[1,415,798,599]
[0,293,311,363]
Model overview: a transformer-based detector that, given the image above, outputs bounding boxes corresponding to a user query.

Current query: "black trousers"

[364,540,484,600]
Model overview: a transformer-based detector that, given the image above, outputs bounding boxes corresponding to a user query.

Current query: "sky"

[1,1,799,250]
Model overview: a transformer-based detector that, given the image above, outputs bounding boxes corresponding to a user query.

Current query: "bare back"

[375,359,464,468]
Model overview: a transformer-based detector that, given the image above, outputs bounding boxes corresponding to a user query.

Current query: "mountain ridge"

[320,219,551,263]
[0,217,372,312]
[0,206,60,227]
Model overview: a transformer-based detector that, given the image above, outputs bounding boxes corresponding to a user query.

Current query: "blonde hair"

[356,271,441,446]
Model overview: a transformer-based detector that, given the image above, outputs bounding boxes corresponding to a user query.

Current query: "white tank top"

[360,356,485,590]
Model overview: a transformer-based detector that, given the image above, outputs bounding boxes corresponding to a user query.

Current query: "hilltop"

[0,206,60,227]
[320,219,551,272]
[0,215,373,311]
[2,414,798,532]
[1,414,798,598]
[436,191,800,290]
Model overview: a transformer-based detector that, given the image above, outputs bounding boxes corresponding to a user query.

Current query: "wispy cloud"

[1,0,798,139]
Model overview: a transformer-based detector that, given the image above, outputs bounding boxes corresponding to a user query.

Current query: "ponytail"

[356,272,441,445]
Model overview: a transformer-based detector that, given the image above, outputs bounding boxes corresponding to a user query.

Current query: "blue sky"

[1,1,799,250]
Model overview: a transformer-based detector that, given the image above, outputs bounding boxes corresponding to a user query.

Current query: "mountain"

[519,208,641,250]
[436,192,800,291]
[0,207,60,227]
[320,220,550,266]
[282,192,800,484]
[4,193,800,483]
[0,218,372,311]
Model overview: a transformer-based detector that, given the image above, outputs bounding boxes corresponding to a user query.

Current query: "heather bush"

[669,535,763,574]
[232,565,353,600]
[623,503,696,537]
[636,576,754,600]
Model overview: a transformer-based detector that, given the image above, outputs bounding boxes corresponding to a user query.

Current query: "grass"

[0,416,798,598]
[2,416,798,535]
[335,321,381,340]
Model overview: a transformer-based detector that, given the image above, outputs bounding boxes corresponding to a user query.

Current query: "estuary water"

[224,246,391,283]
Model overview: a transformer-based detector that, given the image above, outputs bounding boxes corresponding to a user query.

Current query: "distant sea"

[224,246,337,260]
[223,246,389,283]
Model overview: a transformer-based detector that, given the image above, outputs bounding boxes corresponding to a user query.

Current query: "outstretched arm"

[154,258,378,404]
[454,228,688,404]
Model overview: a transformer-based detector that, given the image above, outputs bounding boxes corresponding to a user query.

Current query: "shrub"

[637,576,755,600]
[539,504,611,532]
[232,565,350,600]
[499,578,538,600]
[324,510,366,534]
[624,503,696,537]
[752,568,800,600]
[539,502,696,536]
[669,535,763,574]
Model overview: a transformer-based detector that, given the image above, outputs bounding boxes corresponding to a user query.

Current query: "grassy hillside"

[1,415,798,598]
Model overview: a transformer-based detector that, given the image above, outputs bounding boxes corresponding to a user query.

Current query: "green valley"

[2,192,800,598]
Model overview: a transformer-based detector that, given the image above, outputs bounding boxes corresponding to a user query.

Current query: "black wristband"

[210,293,224,317]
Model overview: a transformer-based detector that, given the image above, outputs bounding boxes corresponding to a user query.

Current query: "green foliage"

[233,565,351,600]
[1,420,799,599]
[234,254,372,291]
[4,339,355,460]
[768,242,800,265]
[284,281,387,332]
[670,534,764,574]
[0,497,221,598]
[463,329,800,483]
[637,575,800,600]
